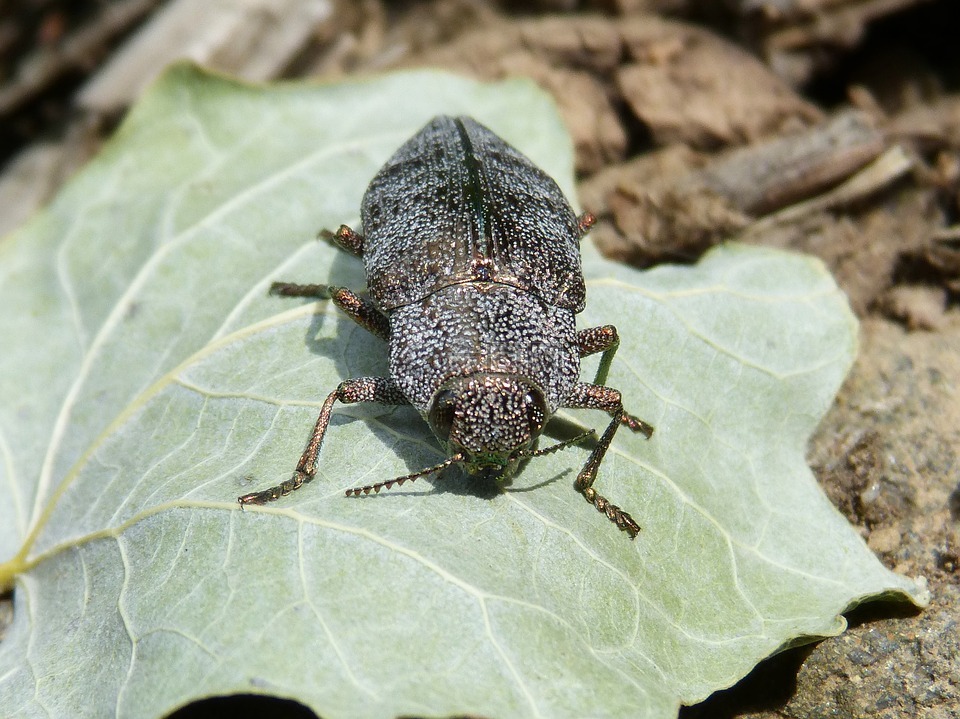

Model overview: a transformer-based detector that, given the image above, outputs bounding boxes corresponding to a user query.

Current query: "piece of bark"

[741,144,914,233]
[585,109,897,267]
[78,0,334,114]
[731,0,933,86]
[877,285,947,330]
[696,109,885,215]
[615,16,822,149]
[406,15,629,172]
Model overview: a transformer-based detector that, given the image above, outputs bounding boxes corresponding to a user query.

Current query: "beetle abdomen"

[361,116,586,312]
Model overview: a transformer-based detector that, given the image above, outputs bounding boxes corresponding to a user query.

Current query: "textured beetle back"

[361,116,586,312]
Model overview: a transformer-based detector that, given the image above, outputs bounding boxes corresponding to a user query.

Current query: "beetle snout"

[459,453,522,485]
[473,462,507,482]
[427,373,550,469]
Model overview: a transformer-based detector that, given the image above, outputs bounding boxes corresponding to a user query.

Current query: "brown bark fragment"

[615,16,822,149]
[408,16,630,172]
[877,285,947,330]
[582,109,906,277]
[696,110,885,215]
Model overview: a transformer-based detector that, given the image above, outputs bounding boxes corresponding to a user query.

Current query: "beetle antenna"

[518,429,596,459]
[345,454,465,497]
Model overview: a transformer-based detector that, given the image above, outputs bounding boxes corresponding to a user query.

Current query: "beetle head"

[428,373,549,480]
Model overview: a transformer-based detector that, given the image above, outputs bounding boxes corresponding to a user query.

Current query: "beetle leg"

[326,286,390,341]
[576,325,655,437]
[318,224,364,256]
[576,324,620,386]
[269,282,329,298]
[270,283,390,341]
[576,211,596,238]
[238,377,408,506]
[564,382,645,538]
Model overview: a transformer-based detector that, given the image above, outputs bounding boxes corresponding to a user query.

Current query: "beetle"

[239,115,653,537]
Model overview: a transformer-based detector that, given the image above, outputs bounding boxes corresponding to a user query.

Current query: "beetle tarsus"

[323,224,364,256]
[622,412,655,439]
[580,486,640,539]
[238,470,310,507]
[576,211,597,237]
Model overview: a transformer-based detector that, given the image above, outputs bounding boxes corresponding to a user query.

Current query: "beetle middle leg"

[270,283,390,341]
[238,377,408,506]
[576,325,654,438]
[564,382,645,538]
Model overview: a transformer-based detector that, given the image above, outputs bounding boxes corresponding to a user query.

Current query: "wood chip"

[696,109,885,215]
[615,16,822,149]
[586,110,900,266]
[0,0,163,115]
[78,0,333,114]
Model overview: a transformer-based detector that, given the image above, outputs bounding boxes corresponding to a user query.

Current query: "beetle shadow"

[542,413,601,448]
[347,409,595,501]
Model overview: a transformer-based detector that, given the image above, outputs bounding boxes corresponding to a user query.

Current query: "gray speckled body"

[389,283,579,414]
[365,116,583,465]
[361,116,585,311]
[243,115,652,539]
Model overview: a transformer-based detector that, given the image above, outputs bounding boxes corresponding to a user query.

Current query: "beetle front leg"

[564,382,644,538]
[270,283,390,341]
[576,324,621,386]
[238,376,408,506]
[576,325,655,438]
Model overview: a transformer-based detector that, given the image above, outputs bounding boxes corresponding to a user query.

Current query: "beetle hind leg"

[270,283,390,341]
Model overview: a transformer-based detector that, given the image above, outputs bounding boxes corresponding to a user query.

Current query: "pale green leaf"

[0,65,927,719]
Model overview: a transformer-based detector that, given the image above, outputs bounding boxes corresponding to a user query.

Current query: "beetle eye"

[523,389,547,434]
[428,389,457,440]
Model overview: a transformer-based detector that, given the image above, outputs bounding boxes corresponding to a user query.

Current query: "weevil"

[239,116,654,537]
